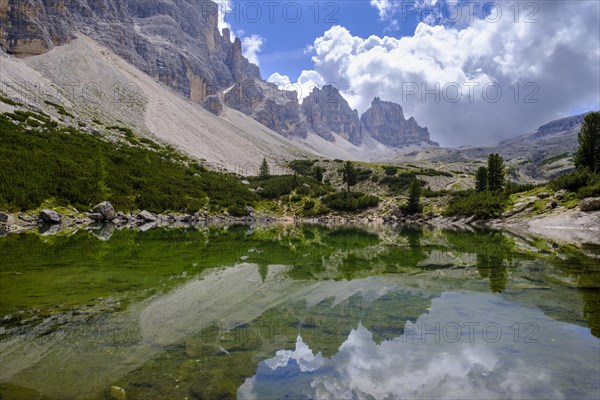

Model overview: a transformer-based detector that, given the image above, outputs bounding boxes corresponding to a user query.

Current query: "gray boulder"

[89,213,105,222]
[0,212,8,223]
[39,209,62,224]
[92,201,116,221]
[580,197,600,211]
[137,210,157,222]
[203,95,224,115]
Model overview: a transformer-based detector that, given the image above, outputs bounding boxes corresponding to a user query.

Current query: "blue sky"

[218,0,600,146]
[226,1,420,80]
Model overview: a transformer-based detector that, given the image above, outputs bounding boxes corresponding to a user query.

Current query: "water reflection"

[0,223,598,399]
[239,293,599,400]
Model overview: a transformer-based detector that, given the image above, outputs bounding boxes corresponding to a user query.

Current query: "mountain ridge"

[0,0,437,151]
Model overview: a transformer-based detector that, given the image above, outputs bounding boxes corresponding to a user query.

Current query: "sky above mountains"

[217,0,600,147]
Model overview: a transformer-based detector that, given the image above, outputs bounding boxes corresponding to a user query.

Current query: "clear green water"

[0,224,598,400]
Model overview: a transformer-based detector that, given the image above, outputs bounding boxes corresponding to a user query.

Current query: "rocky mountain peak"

[361,97,438,148]
[301,85,364,145]
[223,79,307,139]
[533,112,593,138]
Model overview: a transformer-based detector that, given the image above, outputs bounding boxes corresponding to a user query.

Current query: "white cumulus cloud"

[283,0,600,146]
[242,35,265,66]
[268,70,325,102]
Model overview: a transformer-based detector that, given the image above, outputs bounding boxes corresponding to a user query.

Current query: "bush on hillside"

[444,190,509,220]
[323,192,380,212]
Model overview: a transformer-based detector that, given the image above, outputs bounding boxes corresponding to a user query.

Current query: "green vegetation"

[384,166,398,176]
[259,157,270,179]
[314,165,324,183]
[0,114,255,213]
[323,191,379,211]
[0,95,22,106]
[289,159,317,176]
[44,100,74,118]
[341,161,357,192]
[475,166,487,192]
[250,175,330,200]
[487,153,506,191]
[541,112,600,201]
[549,169,600,199]
[403,179,423,215]
[574,112,600,173]
[505,182,541,195]
[444,190,509,219]
[541,153,571,166]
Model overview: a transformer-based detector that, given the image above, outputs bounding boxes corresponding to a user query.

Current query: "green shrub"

[381,173,426,194]
[251,175,331,200]
[289,159,316,176]
[549,170,597,192]
[422,188,449,198]
[0,114,256,213]
[505,182,540,195]
[323,192,379,212]
[0,95,22,106]
[303,200,315,211]
[356,168,373,182]
[227,204,250,217]
[444,190,509,220]
[384,166,398,176]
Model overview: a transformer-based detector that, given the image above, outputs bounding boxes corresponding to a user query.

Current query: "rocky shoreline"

[2,200,599,245]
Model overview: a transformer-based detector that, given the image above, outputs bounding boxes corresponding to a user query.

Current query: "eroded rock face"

[301,85,363,145]
[0,0,75,56]
[361,97,438,148]
[224,79,307,138]
[0,0,260,100]
[533,112,589,138]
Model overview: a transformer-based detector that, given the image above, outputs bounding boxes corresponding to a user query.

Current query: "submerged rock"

[110,386,126,400]
[0,212,8,223]
[39,209,61,224]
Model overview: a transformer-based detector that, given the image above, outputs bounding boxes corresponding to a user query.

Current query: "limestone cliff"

[301,85,364,145]
[0,0,260,101]
[224,79,307,139]
[361,97,438,147]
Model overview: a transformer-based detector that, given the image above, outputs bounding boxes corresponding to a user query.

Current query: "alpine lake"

[0,223,599,400]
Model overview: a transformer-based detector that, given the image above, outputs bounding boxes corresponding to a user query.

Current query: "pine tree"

[574,112,600,173]
[487,154,505,191]
[342,161,357,193]
[314,166,324,183]
[405,179,423,215]
[259,158,270,179]
[475,166,488,192]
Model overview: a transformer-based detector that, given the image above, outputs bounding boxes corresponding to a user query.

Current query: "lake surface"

[0,224,599,400]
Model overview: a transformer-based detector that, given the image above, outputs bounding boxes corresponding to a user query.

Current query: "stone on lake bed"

[110,386,126,400]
